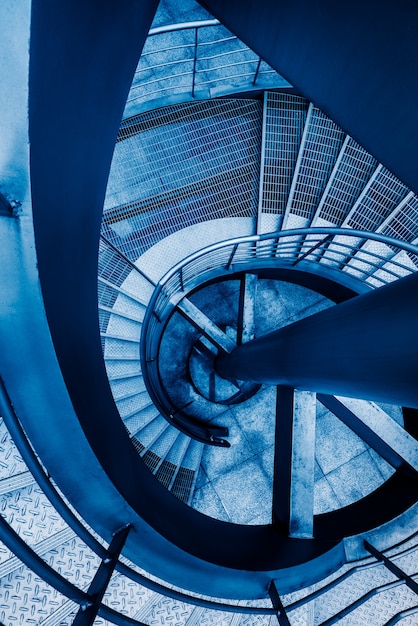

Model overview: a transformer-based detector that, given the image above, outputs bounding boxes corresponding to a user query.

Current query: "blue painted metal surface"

[20,0,418,604]
[26,0,350,597]
[198,0,418,195]
[273,387,294,529]
[217,271,418,407]
[0,379,277,616]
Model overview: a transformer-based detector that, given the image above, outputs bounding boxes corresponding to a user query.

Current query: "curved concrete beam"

[24,0,346,597]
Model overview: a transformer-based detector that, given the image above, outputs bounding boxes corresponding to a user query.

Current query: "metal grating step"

[103,99,262,261]
[155,459,177,488]
[124,403,159,435]
[171,466,196,504]
[99,302,145,324]
[258,91,309,235]
[115,390,152,420]
[311,136,378,228]
[151,428,181,466]
[136,414,169,450]
[282,103,345,230]
[344,167,409,233]
[109,375,146,399]
[98,275,150,308]
[102,335,140,360]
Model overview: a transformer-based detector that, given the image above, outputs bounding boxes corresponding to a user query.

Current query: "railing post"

[73,525,131,625]
[192,26,198,97]
[271,236,280,257]
[268,580,291,625]
[180,266,185,291]
[252,56,262,86]
[364,540,418,596]
[226,243,239,270]
[292,233,332,266]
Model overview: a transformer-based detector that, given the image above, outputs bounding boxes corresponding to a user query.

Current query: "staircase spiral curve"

[99,92,418,528]
[2,3,418,623]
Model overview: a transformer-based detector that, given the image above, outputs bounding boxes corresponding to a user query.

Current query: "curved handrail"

[2,374,418,621]
[126,19,286,113]
[148,19,220,36]
[141,227,418,445]
[98,236,229,447]
[0,377,275,617]
[158,228,418,286]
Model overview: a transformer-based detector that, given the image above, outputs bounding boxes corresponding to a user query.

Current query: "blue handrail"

[141,228,418,447]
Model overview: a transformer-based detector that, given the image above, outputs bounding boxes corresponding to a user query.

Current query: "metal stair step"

[98,275,150,307]
[310,136,378,229]
[102,328,141,341]
[104,354,140,362]
[257,92,309,235]
[102,335,140,359]
[110,375,146,398]
[115,389,152,417]
[107,367,142,381]
[124,403,160,436]
[0,527,74,579]
[173,439,205,505]
[136,414,169,450]
[105,312,142,339]
[99,302,145,323]
[0,470,35,495]
[282,103,345,230]
[151,428,181,469]
[156,434,192,491]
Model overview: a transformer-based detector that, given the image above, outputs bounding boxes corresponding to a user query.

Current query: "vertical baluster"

[192,26,198,97]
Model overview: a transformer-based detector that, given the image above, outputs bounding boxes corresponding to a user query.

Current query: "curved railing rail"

[141,227,418,445]
[98,235,229,448]
[2,375,418,624]
[125,20,289,115]
[0,378,277,622]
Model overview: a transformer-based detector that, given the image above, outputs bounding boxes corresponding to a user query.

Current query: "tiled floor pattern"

[158,278,402,524]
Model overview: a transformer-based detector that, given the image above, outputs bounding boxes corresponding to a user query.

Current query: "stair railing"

[126,20,286,113]
[141,227,418,446]
[2,374,418,623]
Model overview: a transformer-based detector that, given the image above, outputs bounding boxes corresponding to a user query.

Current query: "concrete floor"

[159,277,403,524]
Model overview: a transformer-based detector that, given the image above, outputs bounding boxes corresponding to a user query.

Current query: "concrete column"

[217,271,418,408]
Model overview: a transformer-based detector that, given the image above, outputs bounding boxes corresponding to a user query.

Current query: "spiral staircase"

[98,91,418,527]
[1,2,418,625]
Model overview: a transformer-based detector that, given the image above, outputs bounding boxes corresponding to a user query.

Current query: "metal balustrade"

[0,378,281,623]
[2,370,418,624]
[125,21,289,116]
[2,217,418,622]
[141,228,418,440]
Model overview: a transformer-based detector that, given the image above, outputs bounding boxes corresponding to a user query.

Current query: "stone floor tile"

[315,410,368,475]
[326,450,387,506]
[367,448,395,481]
[191,481,231,522]
[200,413,253,482]
[230,386,276,455]
[259,444,274,482]
[210,458,272,524]
[314,476,341,514]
